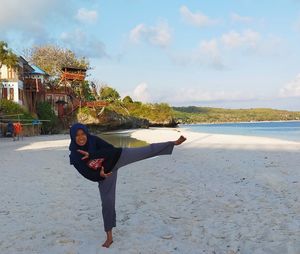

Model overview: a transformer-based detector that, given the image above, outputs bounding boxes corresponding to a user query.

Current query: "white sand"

[1,129,300,254]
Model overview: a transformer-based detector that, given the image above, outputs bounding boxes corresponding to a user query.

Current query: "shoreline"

[130,127,300,147]
[179,119,300,125]
[177,122,300,143]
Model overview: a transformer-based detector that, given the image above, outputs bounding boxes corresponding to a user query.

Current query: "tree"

[0,41,18,79]
[122,95,133,104]
[0,41,18,99]
[74,81,96,101]
[27,45,90,78]
[99,86,120,102]
[89,80,105,100]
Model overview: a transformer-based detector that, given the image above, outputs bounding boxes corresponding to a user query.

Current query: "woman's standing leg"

[98,170,118,247]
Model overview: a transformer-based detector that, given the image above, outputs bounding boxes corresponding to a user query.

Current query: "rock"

[161,234,173,240]
[227,251,238,254]
[0,210,9,215]
[169,216,181,219]
[149,118,177,127]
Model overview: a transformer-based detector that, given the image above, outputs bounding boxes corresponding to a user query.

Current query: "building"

[1,56,107,119]
[0,56,31,105]
[23,64,49,112]
[0,56,48,113]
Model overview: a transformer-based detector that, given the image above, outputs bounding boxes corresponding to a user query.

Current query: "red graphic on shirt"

[87,158,104,170]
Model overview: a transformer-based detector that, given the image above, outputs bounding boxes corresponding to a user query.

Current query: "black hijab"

[69,123,96,165]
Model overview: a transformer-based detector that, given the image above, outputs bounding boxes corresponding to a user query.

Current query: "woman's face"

[75,129,87,146]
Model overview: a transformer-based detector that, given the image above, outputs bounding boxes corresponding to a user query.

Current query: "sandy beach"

[1,128,300,254]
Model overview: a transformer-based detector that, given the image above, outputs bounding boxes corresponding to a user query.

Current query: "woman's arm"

[73,161,104,182]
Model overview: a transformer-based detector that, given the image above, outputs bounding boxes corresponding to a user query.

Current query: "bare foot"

[102,239,113,248]
[102,230,113,248]
[174,135,187,145]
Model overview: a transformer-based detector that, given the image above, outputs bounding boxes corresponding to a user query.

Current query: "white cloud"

[0,0,81,46]
[180,5,219,27]
[220,30,283,57]
[60,29,107,58]
[0,0,61,40]
[169,28,281,69]
[199,39,223,67]
[132,83,152,102]
[279,74,300,97]
[230,13,253,24]
[221,29,261,49]
[149,22,172,47]
[169,39,225,69]
[129,24,146,43]
[75,8,98,24]
[169,88,254,104]
[129,21,172,47]
[0,0,58,26]
[174,88,252,102]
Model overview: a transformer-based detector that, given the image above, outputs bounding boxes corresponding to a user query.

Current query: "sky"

[1,0,300,110]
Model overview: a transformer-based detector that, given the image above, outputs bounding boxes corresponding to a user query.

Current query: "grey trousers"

[98,141,174,232]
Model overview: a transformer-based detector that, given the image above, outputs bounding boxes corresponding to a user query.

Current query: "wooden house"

[0,56,48,113]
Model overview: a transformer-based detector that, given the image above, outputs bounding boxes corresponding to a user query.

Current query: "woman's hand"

[100,167,112,178]
[77,149,89,160]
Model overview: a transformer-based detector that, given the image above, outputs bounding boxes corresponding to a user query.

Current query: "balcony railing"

[61,72,86,81]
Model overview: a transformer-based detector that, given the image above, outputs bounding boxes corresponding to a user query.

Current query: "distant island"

[172,106,300,124]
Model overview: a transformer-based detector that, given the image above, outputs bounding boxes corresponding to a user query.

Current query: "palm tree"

[0,41,18,98]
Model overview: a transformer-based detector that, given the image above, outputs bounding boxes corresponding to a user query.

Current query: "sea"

[180,121,300,142]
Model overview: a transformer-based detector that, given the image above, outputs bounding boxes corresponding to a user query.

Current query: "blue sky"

[1,0,300,110]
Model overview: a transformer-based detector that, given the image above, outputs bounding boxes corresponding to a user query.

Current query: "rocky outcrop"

[74,107,178,131]
[149,118,178,127]
[76,108,149,131]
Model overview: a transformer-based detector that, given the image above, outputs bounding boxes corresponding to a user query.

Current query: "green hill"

[172,106,300,124]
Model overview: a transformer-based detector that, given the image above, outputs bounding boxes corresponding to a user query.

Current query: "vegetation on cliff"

[76,86,176,128]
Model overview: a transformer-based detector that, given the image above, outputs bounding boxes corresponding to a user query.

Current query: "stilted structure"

[45,66,108,119]
[45,66,87,118]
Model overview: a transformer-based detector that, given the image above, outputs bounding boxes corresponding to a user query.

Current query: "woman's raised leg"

[113,141,175,170]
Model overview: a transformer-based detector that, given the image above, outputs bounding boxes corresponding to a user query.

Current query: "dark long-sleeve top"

[72,136,122,182]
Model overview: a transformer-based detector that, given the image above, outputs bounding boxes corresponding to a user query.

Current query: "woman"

[69,123,186,248]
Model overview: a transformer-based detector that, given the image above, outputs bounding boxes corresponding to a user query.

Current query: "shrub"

[36,102,58,134]
[0,99,32,119]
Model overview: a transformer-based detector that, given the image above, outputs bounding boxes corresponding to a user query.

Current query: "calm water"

[97,132,148,147]
[180,121,300,142]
